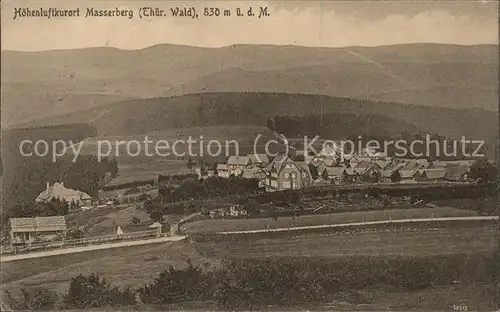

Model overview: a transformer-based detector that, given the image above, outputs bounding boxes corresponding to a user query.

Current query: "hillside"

[164,62,498,111]
[2,43,497,127]
[18,93,497,155]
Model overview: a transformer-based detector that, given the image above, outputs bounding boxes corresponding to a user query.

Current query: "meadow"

[1,240,210,298]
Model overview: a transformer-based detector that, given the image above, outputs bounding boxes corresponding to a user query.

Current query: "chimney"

[46,182,50,190]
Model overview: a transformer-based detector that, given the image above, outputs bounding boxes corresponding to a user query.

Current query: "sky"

[1,0,498,51]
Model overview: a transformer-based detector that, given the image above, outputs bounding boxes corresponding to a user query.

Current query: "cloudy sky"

[1,0,498,51]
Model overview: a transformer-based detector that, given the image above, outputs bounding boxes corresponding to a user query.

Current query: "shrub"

[4,287,58,310]
[62,273,136,309]
[131,216,141,224]
[137,259,213,304]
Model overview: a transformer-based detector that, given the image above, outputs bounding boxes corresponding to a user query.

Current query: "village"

[3,140,487,252]
[198,144,477,191]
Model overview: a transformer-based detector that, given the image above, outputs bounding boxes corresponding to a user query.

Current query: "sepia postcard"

[1,0,499,311]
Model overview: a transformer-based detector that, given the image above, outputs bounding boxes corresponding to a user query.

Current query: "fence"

[1,229,159,256]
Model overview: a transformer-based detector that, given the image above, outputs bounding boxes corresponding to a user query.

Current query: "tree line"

[2,155,118,220]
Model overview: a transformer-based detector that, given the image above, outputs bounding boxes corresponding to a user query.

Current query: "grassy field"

[182,207,479,234]
[1,240,210,298]
[193,226,497,259]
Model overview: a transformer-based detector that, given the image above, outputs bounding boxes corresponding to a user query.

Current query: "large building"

[36,182,92,207]
[265,155,312,191]
[9,216,67,245]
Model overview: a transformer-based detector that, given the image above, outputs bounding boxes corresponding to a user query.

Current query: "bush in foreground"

[5,287,59,310]
[137,259,213,304]
[62,273,136,309]
[5,253,497,310]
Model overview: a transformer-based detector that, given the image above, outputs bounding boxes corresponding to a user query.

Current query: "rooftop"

[10,216,67,233]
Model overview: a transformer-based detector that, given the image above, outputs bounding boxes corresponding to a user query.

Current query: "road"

[2,215,497,262]
[217,216,499,235]
[0,235,186,263]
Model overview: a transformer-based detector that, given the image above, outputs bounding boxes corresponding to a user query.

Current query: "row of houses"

[195,146,478,191]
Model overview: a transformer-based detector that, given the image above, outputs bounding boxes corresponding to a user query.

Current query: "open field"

[182,207,479,234]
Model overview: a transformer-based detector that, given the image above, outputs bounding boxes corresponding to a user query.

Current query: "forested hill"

[3,43,497,127]
[19,92,496,148]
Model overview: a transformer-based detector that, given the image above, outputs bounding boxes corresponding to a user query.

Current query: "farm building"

[9,216,67,245]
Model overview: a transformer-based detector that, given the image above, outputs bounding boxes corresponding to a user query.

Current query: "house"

[374,160,392,170]
[380,169,401,183]
[313,157,338,176]
[227,156,251,176]
[265,155,312,191]
[401,161,425,171]
[360,165,381,183]
[242,168,267,188]
[322,167,346,185]
[216,164,230,178]
[398,169,420,183]
[115,186,158,204]
[9,216,67,245]
[353,161,380,177]
[347,156,359,168]
[416,169,446,182]
[36,182,92,208]
[247,154,270,167]
[444,165,470,182]
[316,143,340,158]
[343,168,360,184]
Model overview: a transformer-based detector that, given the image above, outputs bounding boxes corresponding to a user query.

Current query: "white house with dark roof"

[9,216,67,245]
[36,182,92,207]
